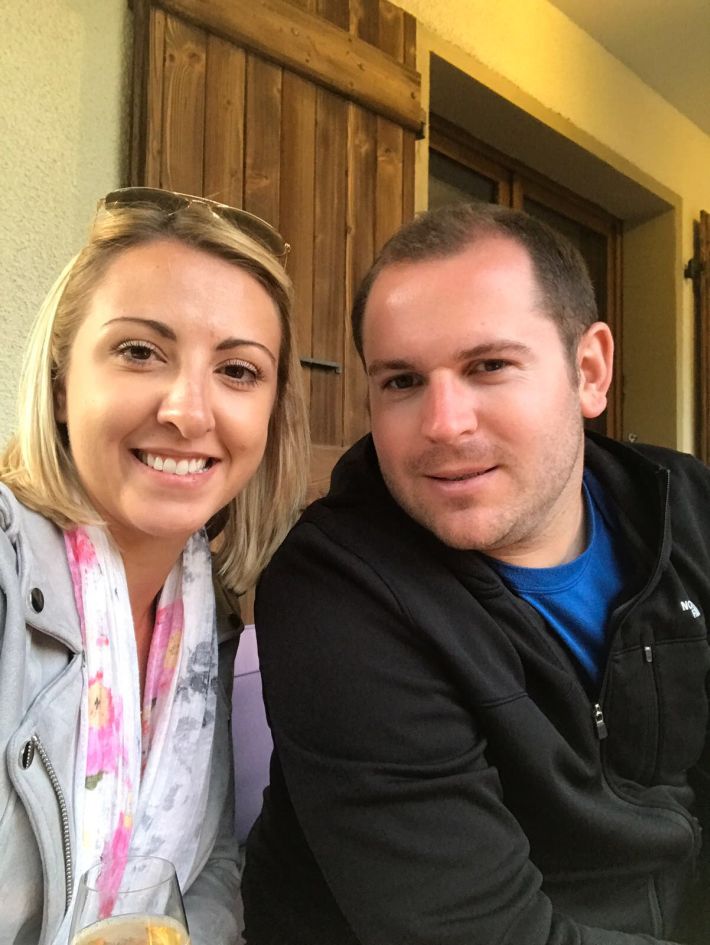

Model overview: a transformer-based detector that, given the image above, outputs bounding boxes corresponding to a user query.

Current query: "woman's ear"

[54,380,67,423]
[577,321,614,420]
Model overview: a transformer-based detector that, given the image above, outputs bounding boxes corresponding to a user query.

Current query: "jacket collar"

[0,485,82,653]
[0,485,238,653]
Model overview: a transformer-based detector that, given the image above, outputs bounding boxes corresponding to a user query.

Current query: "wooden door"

[130,0,422,488]
[693,211,710,461]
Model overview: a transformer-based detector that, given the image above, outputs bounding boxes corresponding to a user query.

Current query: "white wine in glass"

[69,855,190,945]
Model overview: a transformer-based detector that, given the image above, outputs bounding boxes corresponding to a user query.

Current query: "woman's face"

[56,238,282,558]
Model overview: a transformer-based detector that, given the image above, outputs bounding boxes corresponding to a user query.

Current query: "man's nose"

[157,372,216,439]
[419,376,478,443]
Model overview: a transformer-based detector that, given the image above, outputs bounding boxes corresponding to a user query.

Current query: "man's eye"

[384,374,417,391]
[476,359,508,373]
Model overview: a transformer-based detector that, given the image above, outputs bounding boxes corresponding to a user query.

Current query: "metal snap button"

[20,739,35,769]
[29,587,44,613]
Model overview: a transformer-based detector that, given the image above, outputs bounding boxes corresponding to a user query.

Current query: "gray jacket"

[0,484,242,945]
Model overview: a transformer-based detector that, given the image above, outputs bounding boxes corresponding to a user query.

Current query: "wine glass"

[68,855,190,945]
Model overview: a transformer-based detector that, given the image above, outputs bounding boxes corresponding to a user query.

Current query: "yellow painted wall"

[0,0,129,445]
[400,0,710,451]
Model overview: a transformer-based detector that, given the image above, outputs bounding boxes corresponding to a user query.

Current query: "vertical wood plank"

[343,0,379,443]
[311,88,348,444]
[317,0,350,30]
[378,0,404,58]
[344,103,376,443]
[280,71,317,418]
[144,7,167,187]
[350,0,379,44]
[244,54,282,227]
[402,10,416,68]
[375,0,404,250]
[401,11,416,221]
[204,37,246,206]
[697,212,710,461]
[608,224,623,440]
[129,0,150,186]
[161,14,207,194]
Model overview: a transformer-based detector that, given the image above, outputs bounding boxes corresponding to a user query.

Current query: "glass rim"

[80,854,177,894]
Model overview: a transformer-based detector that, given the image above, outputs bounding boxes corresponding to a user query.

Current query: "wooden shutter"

[130,0,422,478]
[693,211,710,461]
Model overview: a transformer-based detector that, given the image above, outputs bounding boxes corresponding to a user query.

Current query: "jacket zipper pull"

[643,645,653,663]
[593,703,608,740]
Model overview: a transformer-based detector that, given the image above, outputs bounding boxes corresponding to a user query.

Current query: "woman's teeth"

[138,452,210,476]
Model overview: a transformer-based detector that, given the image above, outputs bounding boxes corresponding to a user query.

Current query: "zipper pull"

[643,645,653,663]
[593,703,608,740]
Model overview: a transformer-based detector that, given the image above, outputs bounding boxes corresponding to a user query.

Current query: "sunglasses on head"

[99,186,290,262]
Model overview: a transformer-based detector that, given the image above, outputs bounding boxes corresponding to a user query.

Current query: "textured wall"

[0,0,129,445]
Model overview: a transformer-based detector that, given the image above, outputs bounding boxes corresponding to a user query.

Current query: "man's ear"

[577,321,614,420]
[54,380,67,423]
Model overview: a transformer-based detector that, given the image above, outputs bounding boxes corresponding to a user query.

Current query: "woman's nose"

[157,373,215,439]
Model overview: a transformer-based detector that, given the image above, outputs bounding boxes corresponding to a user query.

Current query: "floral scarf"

[62,525,217,923]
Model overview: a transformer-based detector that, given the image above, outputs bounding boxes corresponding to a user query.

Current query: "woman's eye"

[220,360,261,384]
[115,340,160,363]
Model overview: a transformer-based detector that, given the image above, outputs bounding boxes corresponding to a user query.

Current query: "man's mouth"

[134,450,215,476]
[428,467,494,482]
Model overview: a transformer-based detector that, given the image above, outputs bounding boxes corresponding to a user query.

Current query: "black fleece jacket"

[243,433,710,945]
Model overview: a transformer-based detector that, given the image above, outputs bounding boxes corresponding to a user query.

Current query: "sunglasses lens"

[103,187,180,213]
[228,214,286,258]
[100,188,288,259]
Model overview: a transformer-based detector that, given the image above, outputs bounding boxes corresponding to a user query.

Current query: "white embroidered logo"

[680,599,701,618]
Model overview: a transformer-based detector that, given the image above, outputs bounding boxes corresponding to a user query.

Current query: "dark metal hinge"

[684,258,704,280]
[300,357,342,374]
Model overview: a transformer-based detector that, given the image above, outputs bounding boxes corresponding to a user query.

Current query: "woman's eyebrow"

[102,317,277,364]
[103,316,176,340]
[215,337,277,364]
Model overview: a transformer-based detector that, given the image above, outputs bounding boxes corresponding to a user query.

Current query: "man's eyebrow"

[367,358,414,378]
[102,316,277,364]
[454,341,532,360]
[367,341,532,377]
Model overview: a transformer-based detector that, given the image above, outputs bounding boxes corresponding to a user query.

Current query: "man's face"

[362,236,608,567]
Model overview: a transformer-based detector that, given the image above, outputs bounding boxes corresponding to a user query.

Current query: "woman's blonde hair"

[0,196,309,592]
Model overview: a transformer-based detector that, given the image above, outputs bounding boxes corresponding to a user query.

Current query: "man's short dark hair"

[352,202,599,364]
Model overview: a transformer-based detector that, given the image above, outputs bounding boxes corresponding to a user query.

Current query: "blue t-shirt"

[490,472,629,691]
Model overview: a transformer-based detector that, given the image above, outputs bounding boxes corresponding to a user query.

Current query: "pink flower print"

[144,601,184,709]
[69,528,99,568]
[98,810,133,918]
[142,601,183,766]
[86,671,122,789]
[64,527,99,632]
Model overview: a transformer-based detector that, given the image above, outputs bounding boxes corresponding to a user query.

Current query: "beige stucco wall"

[402,0,710,452]
[0,0,129,445]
